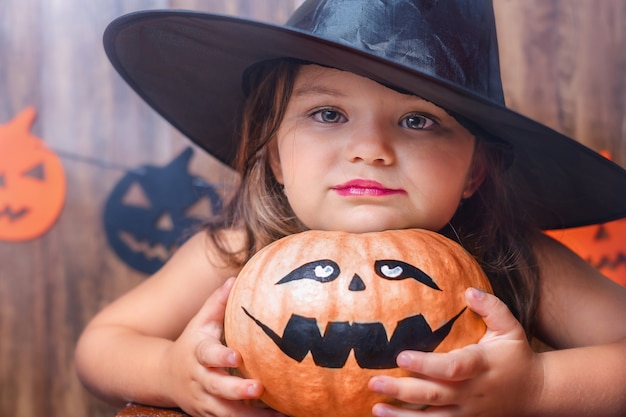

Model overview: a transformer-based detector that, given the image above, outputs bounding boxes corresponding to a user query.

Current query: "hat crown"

[287,0,504,103]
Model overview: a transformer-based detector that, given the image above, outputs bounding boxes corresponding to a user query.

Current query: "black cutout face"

[244,258,464,369]
[103,148,222,274]
[589,224,626,271]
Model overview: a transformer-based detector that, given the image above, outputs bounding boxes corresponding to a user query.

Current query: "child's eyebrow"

[293,85,346,98]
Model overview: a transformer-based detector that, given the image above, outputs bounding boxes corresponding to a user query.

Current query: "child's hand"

[161,278,285,417]
[369,288,544,417]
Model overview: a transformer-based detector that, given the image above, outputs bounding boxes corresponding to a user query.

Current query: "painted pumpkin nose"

[348,274,366,291]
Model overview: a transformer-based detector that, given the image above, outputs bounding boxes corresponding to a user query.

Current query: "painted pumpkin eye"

[276,259,341,284]
[374,259,441,290]
[22,163,45,181]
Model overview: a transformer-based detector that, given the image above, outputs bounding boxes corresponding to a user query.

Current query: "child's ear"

[462,155,486,199]
[268,140,284,184]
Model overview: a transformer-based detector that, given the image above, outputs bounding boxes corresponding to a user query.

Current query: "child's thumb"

[190,277,235,338]
[465,287,525,339]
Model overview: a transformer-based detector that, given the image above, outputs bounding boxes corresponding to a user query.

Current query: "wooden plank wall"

[496,0,626,160]
[0,1,623,417]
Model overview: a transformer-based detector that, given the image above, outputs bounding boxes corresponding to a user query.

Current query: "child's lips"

[332,180,406,197]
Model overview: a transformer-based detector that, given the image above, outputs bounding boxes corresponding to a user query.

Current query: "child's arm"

[74,231,283,417]
[369,232,626,417]
[530,232,626,415]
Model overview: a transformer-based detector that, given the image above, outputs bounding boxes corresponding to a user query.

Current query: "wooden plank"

[495,0,626,164]
[115,404,188,417]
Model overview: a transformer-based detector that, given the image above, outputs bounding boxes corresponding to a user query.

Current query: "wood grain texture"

[0,1,623,417]
[495,0,626,164]
[0,3,302,417]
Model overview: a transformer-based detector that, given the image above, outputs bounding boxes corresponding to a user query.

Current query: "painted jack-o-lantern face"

[225,229,492,417]
[0,107,66,241]
[103,147,222,274]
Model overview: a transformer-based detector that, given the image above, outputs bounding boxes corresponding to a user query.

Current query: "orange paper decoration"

[546,220,626,286]
[546,151,626,286]
[0,107,66,241]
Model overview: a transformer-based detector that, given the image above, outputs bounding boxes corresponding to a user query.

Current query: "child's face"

[270,65,484,233]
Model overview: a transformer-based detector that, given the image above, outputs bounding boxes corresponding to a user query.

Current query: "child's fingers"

[465,287,526,340]
[190,386,285,417]
[200,372,264,401]
[396,345,485,382]
[369,374,456,410]
[196,338,240,368]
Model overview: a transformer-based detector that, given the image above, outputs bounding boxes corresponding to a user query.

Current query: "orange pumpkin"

[0,107,66,241]
[224,229,492,417]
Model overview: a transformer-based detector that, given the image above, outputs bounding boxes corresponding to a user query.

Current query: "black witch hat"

[103,0,626,230]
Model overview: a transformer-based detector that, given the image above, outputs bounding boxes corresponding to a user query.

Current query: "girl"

[76,1,626,416]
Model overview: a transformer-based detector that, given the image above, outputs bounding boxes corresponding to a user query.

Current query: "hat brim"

[103,10,626,230]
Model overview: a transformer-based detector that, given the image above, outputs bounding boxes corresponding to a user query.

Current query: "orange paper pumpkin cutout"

[546,220,626,286]
[546,151,626,286]
[0,107,66,241]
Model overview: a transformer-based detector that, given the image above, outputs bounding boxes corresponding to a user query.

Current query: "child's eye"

[310,108,347,124]
[400,114,436,130]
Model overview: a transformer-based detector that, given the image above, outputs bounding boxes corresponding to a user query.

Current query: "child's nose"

[345,121,396,165]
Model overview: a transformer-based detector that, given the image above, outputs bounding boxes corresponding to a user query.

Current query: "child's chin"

[334,221,426,234]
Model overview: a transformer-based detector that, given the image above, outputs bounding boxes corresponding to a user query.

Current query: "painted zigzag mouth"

[242,307,466,369]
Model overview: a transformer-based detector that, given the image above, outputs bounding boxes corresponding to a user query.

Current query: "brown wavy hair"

[206,59,540,338]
